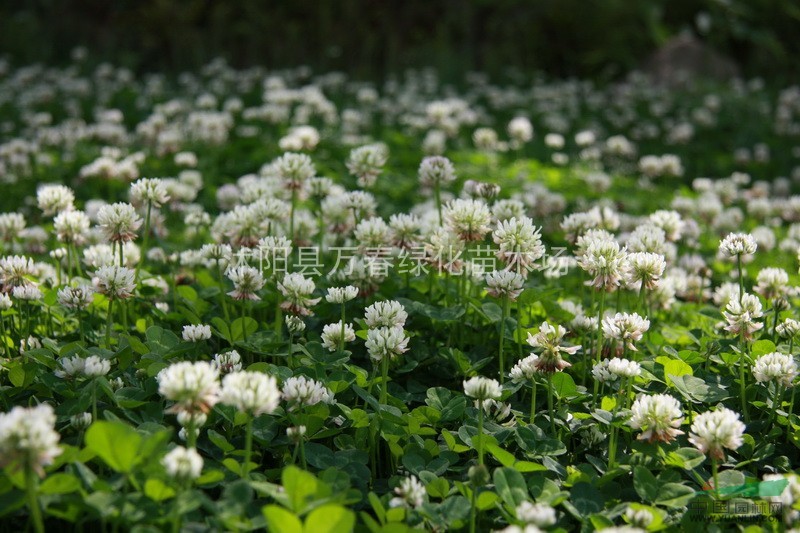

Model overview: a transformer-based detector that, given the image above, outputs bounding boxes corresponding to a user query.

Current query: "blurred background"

[1,0,799,81]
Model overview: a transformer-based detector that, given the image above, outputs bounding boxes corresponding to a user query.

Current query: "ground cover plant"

[2,58,800,532]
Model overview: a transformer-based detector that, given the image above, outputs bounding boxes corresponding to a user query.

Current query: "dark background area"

[1,0,799,81]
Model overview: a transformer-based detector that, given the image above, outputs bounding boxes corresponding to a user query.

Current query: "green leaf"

[633,466,659,502]
[493,467,529,508]
[656,356,693,387]
[231,317,258,341]
[485,443,516,467]
[304,504,356,533]
[144,478,176,501]
[85,420,142,473]
[263,505,303,533]
[145,326,179,355]
[665,448,706,470]
[38,473,81,494]
[656,483,695,508]
[283,465,323,514]
[751,339,776,357]
[550,373,577,398]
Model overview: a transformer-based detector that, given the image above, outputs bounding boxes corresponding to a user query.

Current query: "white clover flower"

[212,350,243,374]
[627,224,667,254]
[12,284,42,301]
[625,507,654,529]
[777,318,800,339]
[418,156,456,188]
[326,285,359,304]
[321,321,355,352]
[346,144,388,187]
[602,313,650,351]
[162,446,203,482]
[354,217,391,250]
[157,361,220,415]
[510,354,542,382]
[515,501,556,527]
[628,393,684,443]
[278,273,320,316]
[282,376,334,411]
[752,352,798,387]
[527,322,579,372]
[0,403,62,475]
[182,324,212,342]
[365,326,409,362]
[55,356,85,379]
[492,217,545,273]
[97,202,142,243]
[754,267,790,301]
[0,255,36,290]
[722,292,763,340]
[274,152,315,190]
[689,407,746,460]
[485,270,526,301]
[578,238,628,292]
[545,132,565,149]
[389,475,426,509]
[364,300,408,328]
[592,360,616,383]
[176,411,208,430]
[479,398,515,426]
[508,117,534,144]
[287,425,307,442]
[0,213,26,242]
[226,265,265,301]
[463,376,502,401]
[473,127,499,151]
[131,178,170,207]
[626,252,666,291]
[70,412,92,431]
[444,198,492,242]
[649,210,683,242]
[719,232,757,258]
[388,213,421,248]
[93,265,136,299]
[219,371,281,416]
[57,285,94,309]
[607,357,642,378]
[285,315,306,334]
[83,356,111,378]
[37,184,75,216]
[54,210,90,245]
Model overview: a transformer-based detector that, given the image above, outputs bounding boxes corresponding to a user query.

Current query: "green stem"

[736,255,744,304]
[477,404,485,466]
[217,263,230,323]
[92,379,98,421]
[739,338,750,422]
[711,458,720,499]
[289,188,297,243]
[498,296,509,383]
[339,304,346,355]
[105,298,114,349]
[25,463,44,533]
[135,202,152,283]
[530,378,537,425]
[434,183,443,227]
[380,356,389,406]
[547,374,556,435]
[242,416,253,479]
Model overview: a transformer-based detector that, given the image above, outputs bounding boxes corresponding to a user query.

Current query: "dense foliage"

[1,60,800,532]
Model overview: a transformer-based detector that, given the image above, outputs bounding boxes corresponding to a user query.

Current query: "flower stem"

[135,201,152,283]
[380,356,389,405]
[739,337,750,422]
[498,296,509,383]
[547,374,556,435]
[530,378,537,424]
[25,463,44,533]
[477,405,485,466]
[711,458,720,499]
[242,416,253,479]
[105,298,114,349]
